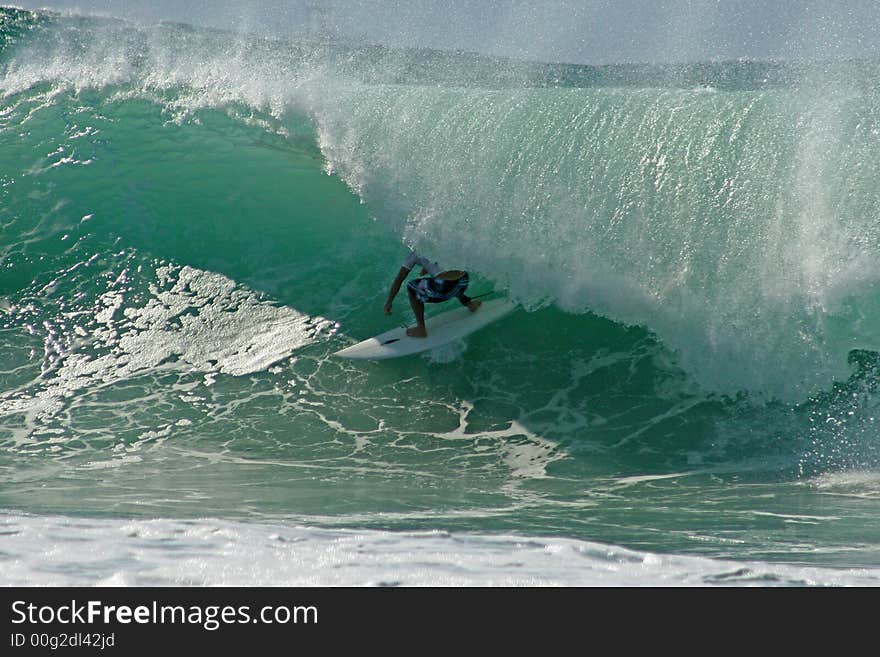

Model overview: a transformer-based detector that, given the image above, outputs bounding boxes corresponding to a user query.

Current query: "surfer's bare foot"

[467,300,482,312]
[406,326,428,338]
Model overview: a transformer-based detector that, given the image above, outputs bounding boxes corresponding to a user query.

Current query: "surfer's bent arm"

[384,266,411,315]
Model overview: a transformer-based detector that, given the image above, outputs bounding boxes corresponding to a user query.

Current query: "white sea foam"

[0,261,337,429]
[2,511,877,586]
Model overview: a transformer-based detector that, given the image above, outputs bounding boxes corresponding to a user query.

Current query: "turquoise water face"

[2,7,880,570]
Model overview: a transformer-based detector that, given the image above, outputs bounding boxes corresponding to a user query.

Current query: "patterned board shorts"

[407,273,471,305]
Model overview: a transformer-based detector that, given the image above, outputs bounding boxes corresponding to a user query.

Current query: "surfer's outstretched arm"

[384,266,410,315]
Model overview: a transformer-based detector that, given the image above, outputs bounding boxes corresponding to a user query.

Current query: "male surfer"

[384,250,482,338]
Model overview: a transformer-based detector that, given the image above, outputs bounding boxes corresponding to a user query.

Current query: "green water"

[1,7,880,573]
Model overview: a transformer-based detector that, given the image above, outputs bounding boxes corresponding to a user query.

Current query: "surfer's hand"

[384,302,392,315]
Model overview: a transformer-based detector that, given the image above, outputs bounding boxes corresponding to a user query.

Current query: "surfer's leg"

[406,286,428,338]
[455,275,481,312]
[458,293,482,312]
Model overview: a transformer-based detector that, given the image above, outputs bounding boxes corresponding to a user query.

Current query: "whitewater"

[2,5,880,586]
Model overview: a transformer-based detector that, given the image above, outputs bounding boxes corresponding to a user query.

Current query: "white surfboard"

[334,298,516,360]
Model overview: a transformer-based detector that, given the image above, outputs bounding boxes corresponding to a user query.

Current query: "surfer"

[384,250,482,338]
